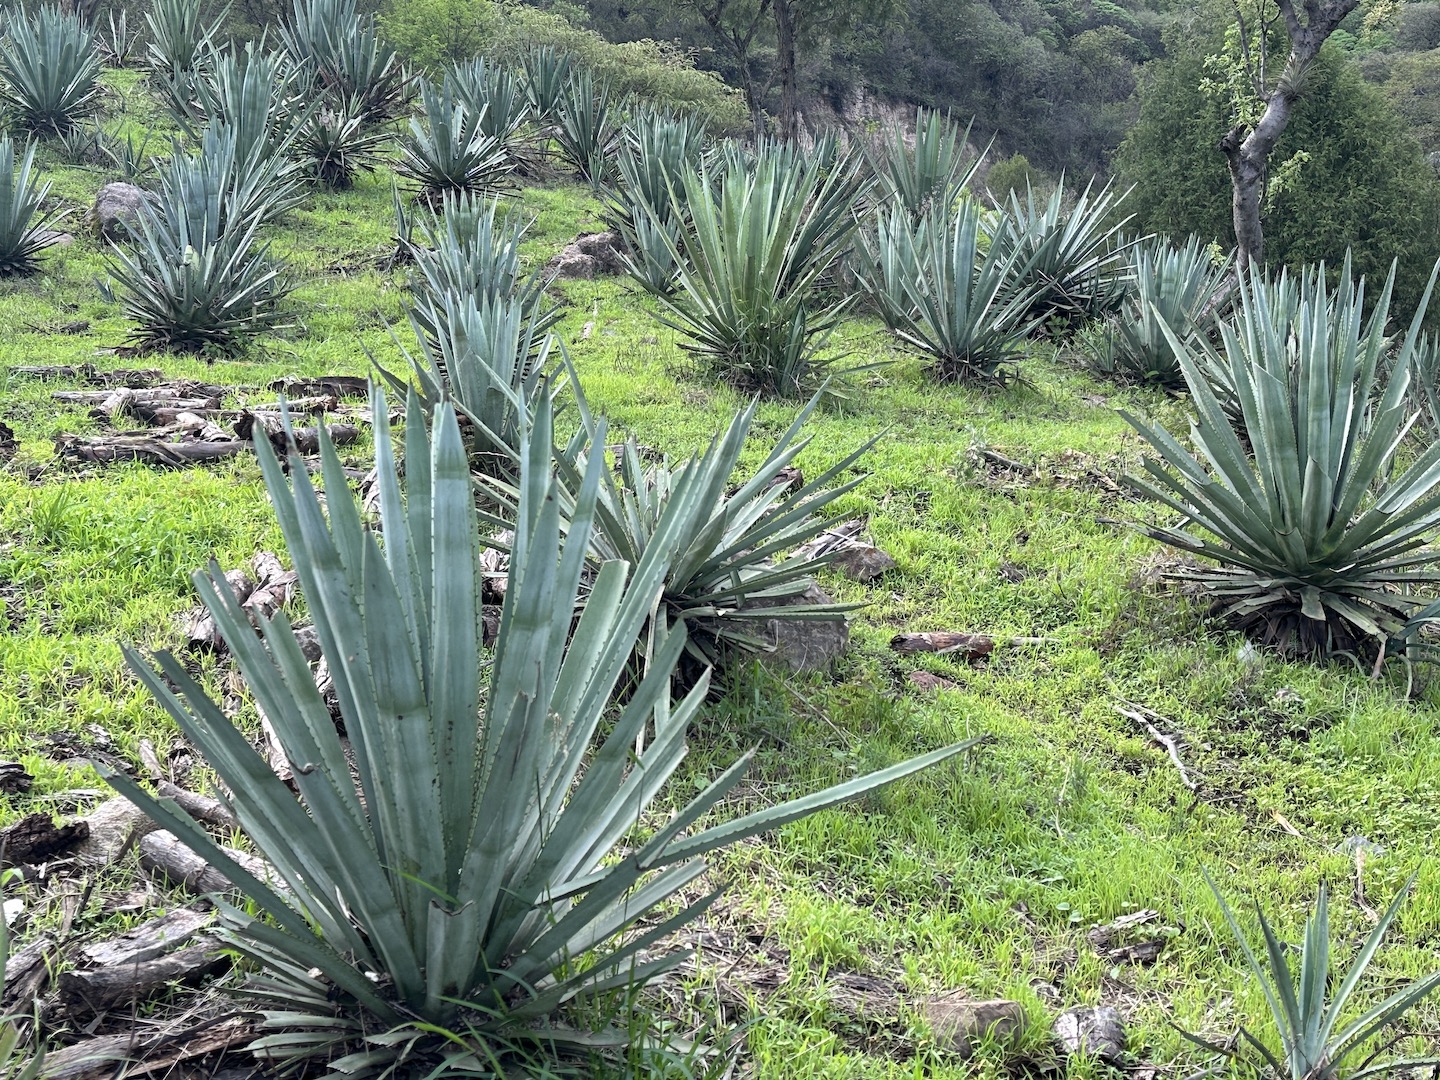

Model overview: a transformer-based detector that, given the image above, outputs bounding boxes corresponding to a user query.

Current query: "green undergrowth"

[3,96,1440,1078]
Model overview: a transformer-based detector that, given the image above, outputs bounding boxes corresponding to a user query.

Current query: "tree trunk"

[774,0,800,141]
[1217,0,1360,271]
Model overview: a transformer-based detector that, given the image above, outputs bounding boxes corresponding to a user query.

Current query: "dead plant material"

[907,670,958,693]
[138,831,272,897]
[59,943,228,1017]
[15,364,164,386]
[890,632,1055,660]
[0,420,16,461]
[1114,701,1199,792]
[0,812,88,867]
[80,907,214,967]
[796,519,897,582]
[269,374,369,398]
[40,1013,257,1080]
[0,761,33,795]
[157,781,239,834]
[1,934,57,1010]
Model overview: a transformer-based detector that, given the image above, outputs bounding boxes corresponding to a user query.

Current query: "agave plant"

[102,7,138,67]
[854,200,1036,384]
[522,45,572,124]
[154,121,306,233]
[1406,331,1440,438]
[171,45,310,160]
[294,95,391,189]
[0,4,102,136]
[553,69,621,184]
[1084,235,1232,389]
[398,78,514,205]
[104,386,975,1076]
[380,293,561,478]
[279,0,410,123]
[145,0,224,90]
[867,107,980,218]
[100,129,155,183]
[1184,872,1440,1080]
[106,176,292,354]
[0,134,69,276]
[992,178,1133,338]
[447,57,532,148]
[602,108,707,295]
[652,146,869,397]
[403,191,558,342]
[1123,261,1440,659]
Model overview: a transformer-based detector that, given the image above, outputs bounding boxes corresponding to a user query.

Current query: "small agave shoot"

[654,141,869,397]
[992,178,1133,338]
[1124,260,1440,660]
[1084,234,1232,389]
[866,107,981,219]
[854,199,1036,384]
[0,4,102,136]
[398,77,514,205]
[0,134,69,275]
[105,388,977,1076]
[1186,872,1440,1080]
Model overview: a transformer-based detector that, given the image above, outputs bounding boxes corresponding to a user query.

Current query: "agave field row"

[2,1,1440,1078]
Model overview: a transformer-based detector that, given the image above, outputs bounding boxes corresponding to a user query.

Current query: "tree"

[1213,0,1362,268]
[1117,30,1440,317]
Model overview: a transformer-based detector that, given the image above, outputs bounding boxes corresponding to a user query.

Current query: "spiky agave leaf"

[294,95,391,189]
[522,45,573,123]
[397,78,514,205]
[0,134,68,275]
[106,176,292,355]
[446,57,533,148]
[104,385,979,1077]
[553,69,621,185]
[279,0,411,123]
[145,0,226,101]
[1188,871,1440,1080]
[866,107,982,219]
[651,142,872,397]
[0,4,101,136]
[1123,259,1440,660]
[991,177,1134,338]
[1086,234,1232,389]
[855,199,1036,384]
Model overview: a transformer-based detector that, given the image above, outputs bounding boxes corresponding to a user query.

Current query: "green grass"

[4,74,1440,1079]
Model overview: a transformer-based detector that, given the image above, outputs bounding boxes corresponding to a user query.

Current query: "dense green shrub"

[381,0,747,131]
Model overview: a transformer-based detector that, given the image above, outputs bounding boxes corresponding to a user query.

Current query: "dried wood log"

[890,632,996,660]
[138,830,273,896]
[55,434,248,467]
[183,569,255,651]
[291,422,359,454]
[136,738,164,782]
[1,934,56,1008]
[80,907,213,967]
[0,813,87,867]
[0,761,33,795]
[73,795,158,866]
[244,552,298,623]
[269,374,369,398]
[131,397,222,424]
[157,781,239,833]
[0,420,16,461]
[14,364,162,386]
[59,942,228,1016]
[39,1013,256,1080]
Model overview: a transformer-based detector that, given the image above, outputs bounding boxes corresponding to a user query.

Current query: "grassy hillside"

[5,74,1440,1080]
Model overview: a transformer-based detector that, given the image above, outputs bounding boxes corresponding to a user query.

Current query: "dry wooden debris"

[0,420,16,461]
[14,364,163,386]
[0,812,88,867]
[907,670,958,692]
[59,943,228,1017]
[0,761,33,795]
[40,1013,256,1080]
[1114,700,1200,792]
[891,631,996,660]
[269,374,369,398]
[0,934,56,1010]
[797,519,897,582]
[138,830,274,897]
[158,781,239,833]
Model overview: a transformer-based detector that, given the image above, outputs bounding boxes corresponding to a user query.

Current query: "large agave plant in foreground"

[1124,263,1440,660]
[106,389,975,1076]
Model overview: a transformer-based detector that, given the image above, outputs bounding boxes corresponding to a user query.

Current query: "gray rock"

[754,580,849,671]
[924,997,1027,1058]
[1054,1005,1126,1064]
[830,543,896,582]
[91,182,153,240]
[545,231,627,279]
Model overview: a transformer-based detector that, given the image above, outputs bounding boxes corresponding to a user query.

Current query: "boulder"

[753,581,849,671]
[1054,1005,1126,1064]
[91,182,153,240]
[545,231,627,279]
[924,997,1027,1058]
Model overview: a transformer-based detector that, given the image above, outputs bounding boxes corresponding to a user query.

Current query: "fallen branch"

[138,830,274,897]
[16,364,163,386]
[1114,702,1198,792]
[158,781,239,834]
[890,632,1056,659]
[39,1013,256,1080]
[80,907,213,967]
[59,943,228,1016]
[0,813,88,867]
[269,374,369,398]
